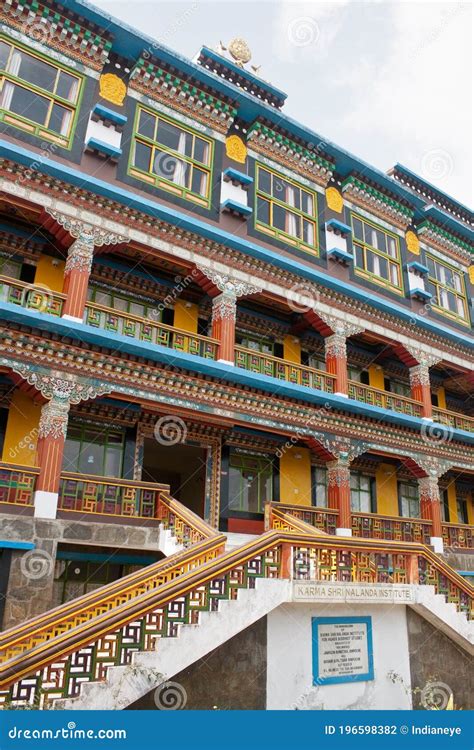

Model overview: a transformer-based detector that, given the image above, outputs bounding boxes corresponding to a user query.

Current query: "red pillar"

[34,398,70,518]
[418,476,443,551]
[409,364,432,419]
[61,236,94,321]
[212,292,236,364]
[325,333,348,396]
[327,459,352,534]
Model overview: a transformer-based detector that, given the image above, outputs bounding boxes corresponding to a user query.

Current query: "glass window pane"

[4,84,50,124]
[191,167,208,196]
[112,296,128,312]
[78,440,103,475]
[354,244,364,268]
[257,197,270,225]
[157,119,191,155]
[302,191,313,215]
[104,448,122,478]
[0,41,10,70]
[272,203,287,231]
[63,438,80,473]
[48,103,72,135]
[258,168,271,194]
[193,137,209,165]
[133,141,152,172]
[352,218,363,240]
[15,50,57,92]
[56,71,78,102]
[137,110,155,139]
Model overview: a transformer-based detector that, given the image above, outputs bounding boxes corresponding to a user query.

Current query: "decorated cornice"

[0,1,112,70]
[197,264,263,298]
[5,361,112,404]
[1,328,471,468]
[130,58,237,134]
[417,220,472,265]
[46,209,129,248]
[247,121,334,187]
[342,175,414,229]
[0,164,471,366]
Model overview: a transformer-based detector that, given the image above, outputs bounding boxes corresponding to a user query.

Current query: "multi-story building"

[0,0,472,712]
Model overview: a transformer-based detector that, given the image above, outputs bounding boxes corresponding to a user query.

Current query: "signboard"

[312,616,374,685]
[295,581,414,603]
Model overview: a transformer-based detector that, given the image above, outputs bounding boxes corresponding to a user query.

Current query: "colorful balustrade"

[0,275,64,316]
[269,503,338,535]
[84,302,218,359]
[432,407,474,433]
[442,523,473,549]
[0,463,38,507]
[352,513,432,545]
[235,346,336,393]
[58,473,162,518]
[348,380,423,417]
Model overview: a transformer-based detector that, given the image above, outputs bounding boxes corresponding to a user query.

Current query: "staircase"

[0,497,472,710]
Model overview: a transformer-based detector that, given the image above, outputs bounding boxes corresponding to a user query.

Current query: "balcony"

[352,512,432,545]
[0,276,64,316]
[432,406,474,433]
[235,346,336,393]
[0,463,38,511]
[348,380,423,417]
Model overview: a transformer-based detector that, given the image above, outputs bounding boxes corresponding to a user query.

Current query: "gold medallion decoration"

[228,38,252,66]
[405,230,420,256]
[225,134,247,164]
[469,265,474,285]
[99,73,127,106]
[325,187,344,214]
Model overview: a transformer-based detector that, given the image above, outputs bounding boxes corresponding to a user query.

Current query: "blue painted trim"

[406,261,429,275]
[223,167,254,187]
[200,46,288,102]
[421,204,472,245]
[56,550,156,565]
[327,247,354,263]
[0,541,35,550]
[312,616,374,685]
[1,140,471,350]
[394,163,473,225]
[457,570,474,578]
[409,288,433,302]
[221,199,253,216]
[92,104,128,126]
[86,138,122,157]
[326,219,352,235]
[1,301,473,444]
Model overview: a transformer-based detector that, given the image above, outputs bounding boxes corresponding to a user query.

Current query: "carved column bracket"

[197,264,263,298]
[321,317,365,396]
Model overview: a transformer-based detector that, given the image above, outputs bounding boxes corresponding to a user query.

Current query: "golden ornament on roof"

[228,38,252,66]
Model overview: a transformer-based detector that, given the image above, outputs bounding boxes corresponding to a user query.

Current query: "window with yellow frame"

[129,106,213,208]
[351,213,403,294]
[255,165,318,253]
[0,36,82,148]
[425,253,468,324]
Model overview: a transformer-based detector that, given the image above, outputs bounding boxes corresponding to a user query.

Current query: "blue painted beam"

[0,541,35,550]
[1,301,473,445]
[1,139,471,351]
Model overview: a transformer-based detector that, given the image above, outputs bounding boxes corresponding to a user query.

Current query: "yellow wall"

[2,391,41,466]
[368,365,385,390]
[283,335,301,364]
[279,446,312,505]
[436,386,447,410]
[446,482,458,523]
[34,254,65,292]
[173,300,198,333]
[375,463,399,516]
[467,494,474,525]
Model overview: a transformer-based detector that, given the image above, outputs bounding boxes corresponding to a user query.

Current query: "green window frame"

[237,334,274,355]
[255,165,318,253]
[311,466,327,507]
[350,471,373,513]
[425,254,468,325]
[398,481,420,519]
[351,213,403,294]
[129,105,214,208]
[63,424,125,478]
[0,36,83,149]
[0,257,22,279]
[228,452,273,514]
[87,285,160,321]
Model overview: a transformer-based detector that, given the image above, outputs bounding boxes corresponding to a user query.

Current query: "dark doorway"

[141,438,207,517]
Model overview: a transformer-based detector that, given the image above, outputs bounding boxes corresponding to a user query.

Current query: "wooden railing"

[0,462,38,507]
[0,518,471,708]
[266,502,338,535]
[58,472,165,519]
[352,512,432,545]
[442,522,473,550]
[0,275,64,316]
[348,380,423,417]
[235,346,336,393]
[84,301,219,359]
[432,406,474,433]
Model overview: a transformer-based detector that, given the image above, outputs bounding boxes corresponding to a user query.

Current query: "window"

[348,365,370,384]
[456,496,468,524]
[399,482,420,519]
[54,555,147,604]
[425,254,468,324]
[87,286,159,321]
[385,377,411,398]
[303,353,326,371]
[129,106,213,207]
[0,258,22,279]
[237,334,274,355]
[351,214,402,293]
[0,37,81,147]
[255,165,318,252]
[311,467,327,507]
[228,452,273,514]
[63,425,125,478]
[350,472,373,513]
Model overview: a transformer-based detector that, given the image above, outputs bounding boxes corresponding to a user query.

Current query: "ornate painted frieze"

[342,176,414,229]
[212,293,237,322]
[38,398,70,440]
[197,264,263,298]
[417,220,472,265]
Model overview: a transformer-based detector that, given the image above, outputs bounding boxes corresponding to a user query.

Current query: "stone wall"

[407,608,473,710]
[1,513,162,628]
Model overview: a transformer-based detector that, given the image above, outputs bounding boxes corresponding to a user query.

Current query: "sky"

[91,0,473,207]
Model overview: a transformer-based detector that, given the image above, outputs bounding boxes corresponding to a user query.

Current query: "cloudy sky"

[92,0,472,206]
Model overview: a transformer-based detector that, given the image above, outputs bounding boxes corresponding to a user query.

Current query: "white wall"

[266,602,412,710]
